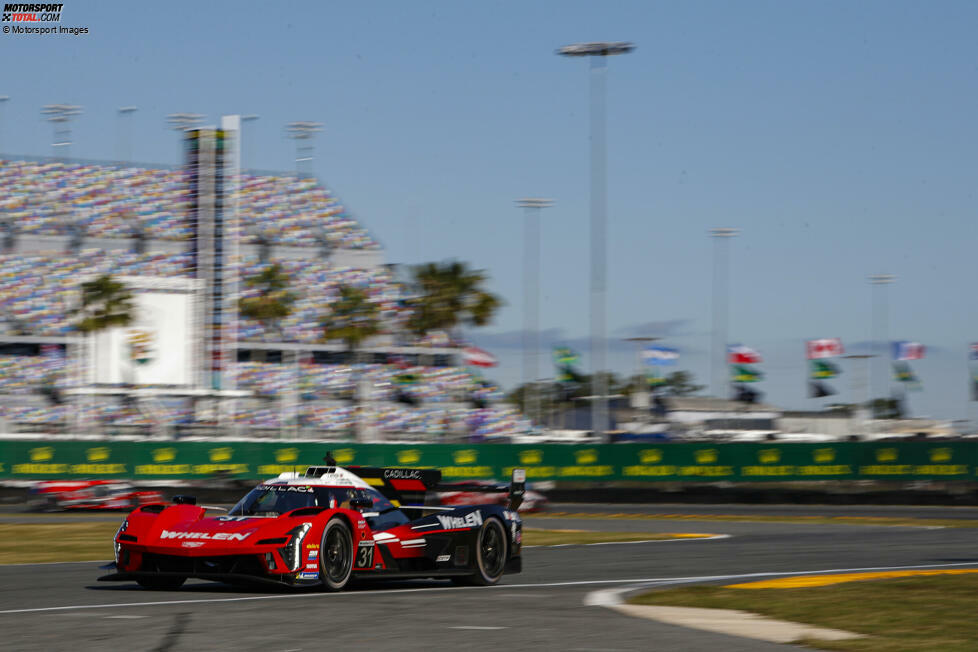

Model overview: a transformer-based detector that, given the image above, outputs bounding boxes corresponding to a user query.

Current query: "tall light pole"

[0,96,9,156]
[166,112,205,163]
[117,106,137,163]
[41,104,83,159]
[868,273,895,417]
[558,41,635,438]
[285,121,323,177]
[240,114,259,172]
[516,197,554,425]
[710,227,739,398]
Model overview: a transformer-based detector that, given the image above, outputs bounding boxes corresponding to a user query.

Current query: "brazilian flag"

[731,365,762,383]
[553,347,580,366]
[557,366,585,385]
[893,362,921,390]
[810,360,839,379]
[646,371,666,387]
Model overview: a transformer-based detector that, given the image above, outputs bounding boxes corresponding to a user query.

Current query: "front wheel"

[136,576,186,591]
[319,518,354,591]
[468,517,508,586]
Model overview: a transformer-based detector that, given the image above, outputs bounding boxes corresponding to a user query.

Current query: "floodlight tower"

[0,95,9,156]
[709,227,739,397]
[285,121,323,177]
[166,112,205,162]
[868,273,896,415]
[516,197,554,425]
[117,106,138,163]
[557,41,635,438]
[240,114,259,172]
[41,104,83,159]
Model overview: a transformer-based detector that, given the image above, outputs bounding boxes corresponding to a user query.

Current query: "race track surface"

[2,506,977,651]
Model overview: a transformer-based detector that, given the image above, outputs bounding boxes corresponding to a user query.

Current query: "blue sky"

[2,1,977,422]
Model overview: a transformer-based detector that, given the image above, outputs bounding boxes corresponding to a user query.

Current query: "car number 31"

[356,543,375,568]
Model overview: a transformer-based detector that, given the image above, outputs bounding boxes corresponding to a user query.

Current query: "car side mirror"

[509,469,526,512]
[349,497,373,511]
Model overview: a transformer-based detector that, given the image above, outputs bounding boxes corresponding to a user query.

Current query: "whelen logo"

[160,530,250,541]
[2,3,63,21]
[436,511,483,530]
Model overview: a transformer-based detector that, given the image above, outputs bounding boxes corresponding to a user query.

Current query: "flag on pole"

[642,345,679,366]
[728,344,762,365]
[969,343,978,361]
[553,346,579,366]
[806,338,844,360]
[892,341,925,361]
[810,360,840,379]
[462,346,496,368]
[893,361,921,389]
[731,365,763,383]
[809,381,835,398]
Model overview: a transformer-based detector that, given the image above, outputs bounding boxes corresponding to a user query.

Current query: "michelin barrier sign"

[0,441,975,482]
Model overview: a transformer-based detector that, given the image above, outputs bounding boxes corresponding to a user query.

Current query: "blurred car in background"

[437,480,548,513]
[28,480,163,512]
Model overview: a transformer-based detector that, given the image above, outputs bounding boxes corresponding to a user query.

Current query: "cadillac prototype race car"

[99,461,525,591]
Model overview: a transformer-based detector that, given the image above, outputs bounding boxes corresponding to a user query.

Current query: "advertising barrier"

[1,440,977,483]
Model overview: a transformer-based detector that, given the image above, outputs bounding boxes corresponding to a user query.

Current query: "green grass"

[0,522,121,564]
[630,575,978,652]
[0,522,680,564]
[530,511,978,529]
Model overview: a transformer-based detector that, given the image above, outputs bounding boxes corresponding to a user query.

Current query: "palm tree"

[321,285,381,441]
[238,263,296,354]
[72,274,135,434]
[74,274,135,334]
[406,261,501,342]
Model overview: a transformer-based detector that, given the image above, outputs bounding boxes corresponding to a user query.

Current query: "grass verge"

[530,511,978,529]
[0,522,680,564]
[629,574,978,652]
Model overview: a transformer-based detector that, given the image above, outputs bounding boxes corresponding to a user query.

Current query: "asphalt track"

[1,507,977,651]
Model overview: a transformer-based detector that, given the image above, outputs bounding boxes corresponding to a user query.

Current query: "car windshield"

[227,485,400,517]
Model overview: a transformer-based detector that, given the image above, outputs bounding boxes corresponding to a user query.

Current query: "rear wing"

[345,466,443,507]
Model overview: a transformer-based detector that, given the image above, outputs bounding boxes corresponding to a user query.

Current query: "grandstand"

[0,153,526,440]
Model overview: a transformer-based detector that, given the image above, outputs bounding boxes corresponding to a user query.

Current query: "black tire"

[136,576,186,590]
[469,516,507,586]
[319,518,354,591]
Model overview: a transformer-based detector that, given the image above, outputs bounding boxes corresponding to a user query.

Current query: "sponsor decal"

[355,542,375,568]
[181,541,205,548]
[436,554,451,562]
[209,447,233,463]
[306,543,319,549]
[160,530,250,541]
[298,571,318,580]
[274,448,299,463]
[308,550,319,560]
[453,449,478,464]
[436,511,484,530]
[260,484,313,493]
[305,563,318,570]
[382,468,422,480]
[396,450,421,465]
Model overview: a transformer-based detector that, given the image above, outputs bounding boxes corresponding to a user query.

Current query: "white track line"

[526,534,730,548]
[583,561,978,607]
[4,561,978,616]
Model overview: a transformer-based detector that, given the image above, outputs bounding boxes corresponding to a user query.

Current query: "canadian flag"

[727,344,762,365]
[462,346,497,367]
[806,338,844,360]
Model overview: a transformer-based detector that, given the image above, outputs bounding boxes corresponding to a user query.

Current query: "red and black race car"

[29,481,164,512]
[99,462,525,591]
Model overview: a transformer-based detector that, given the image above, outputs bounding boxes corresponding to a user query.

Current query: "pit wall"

[1,440,977,483]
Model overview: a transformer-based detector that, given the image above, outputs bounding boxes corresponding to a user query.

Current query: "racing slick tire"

[319,517,354,591]
[457,516,508,586]
[136,576,186,590]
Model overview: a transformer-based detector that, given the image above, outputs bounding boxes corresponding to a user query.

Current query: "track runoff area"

[2,504,977,651]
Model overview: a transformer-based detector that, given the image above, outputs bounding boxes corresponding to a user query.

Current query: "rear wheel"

[136,576,186,590]
[468,517,507,586]
[319,518,353,591]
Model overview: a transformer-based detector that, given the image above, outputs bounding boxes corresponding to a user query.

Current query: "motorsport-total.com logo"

[2,3,63,21]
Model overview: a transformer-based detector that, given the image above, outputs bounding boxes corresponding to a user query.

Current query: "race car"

[28,480,164,512]
[437,480,548,513]
[99,462,524,591]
